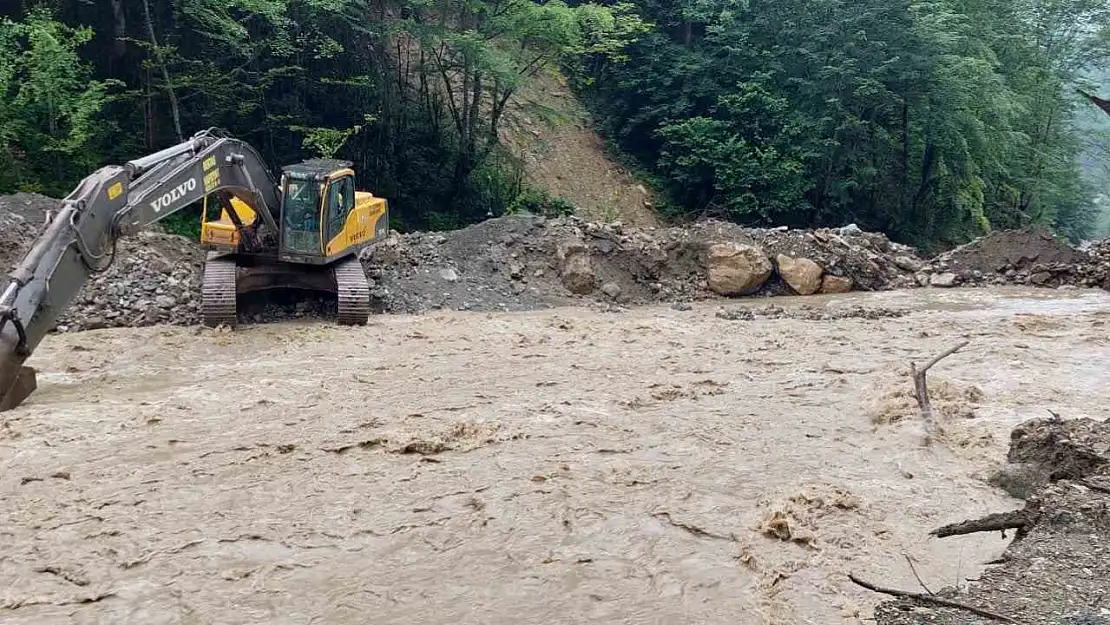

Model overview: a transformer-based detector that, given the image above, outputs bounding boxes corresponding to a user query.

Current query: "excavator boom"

[0,129,283,411]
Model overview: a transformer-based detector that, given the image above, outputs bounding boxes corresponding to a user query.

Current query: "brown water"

[3,286,1109,624]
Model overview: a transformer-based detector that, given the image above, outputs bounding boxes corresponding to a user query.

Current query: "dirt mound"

[0,193,204,331]
[0,193,55,281]
[6,196,930,330]
[988,414,1110,499]
[53,232,205,331]
[361,215,924,314]
[10,188,1110,332]
[922,227,1110,289]
[873,415,1110,625]
[935,227,1085,273]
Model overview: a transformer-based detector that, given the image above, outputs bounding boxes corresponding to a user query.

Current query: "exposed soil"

[10,190,1110,333]
[926,227,1110,289]
[498,68,661,228]
[0,192,51,278]
[3,287,1110,624]
[359,215,923,315]
[1,193,930,329]
[933,227,1085,274]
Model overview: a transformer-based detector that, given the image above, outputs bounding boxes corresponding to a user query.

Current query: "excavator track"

[334,256,370,326]
[202,255,238,327]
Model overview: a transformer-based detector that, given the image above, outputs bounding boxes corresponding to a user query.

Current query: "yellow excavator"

[0,128,389,411]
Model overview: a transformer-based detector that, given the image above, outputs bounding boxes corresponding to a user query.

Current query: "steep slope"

[499,68,660,227]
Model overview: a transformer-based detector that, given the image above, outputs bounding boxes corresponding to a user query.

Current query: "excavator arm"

[0,128,282,411]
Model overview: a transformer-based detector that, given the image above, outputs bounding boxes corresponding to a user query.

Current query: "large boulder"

[558,242,597,295]
[930,272,958,288]
[706,243,773,296]
[893,256,924,272]
[776,254,824,295]
[821,274,853,294]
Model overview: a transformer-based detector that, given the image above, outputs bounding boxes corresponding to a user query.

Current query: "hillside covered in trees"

[2,0,1110,248]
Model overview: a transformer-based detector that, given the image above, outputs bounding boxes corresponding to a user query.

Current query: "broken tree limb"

[930,510,1030,538]
[849,573,1018,623]
[910,340,969,441]
[902,553,935,595]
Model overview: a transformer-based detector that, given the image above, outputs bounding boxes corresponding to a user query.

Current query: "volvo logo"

[150,178,198,213]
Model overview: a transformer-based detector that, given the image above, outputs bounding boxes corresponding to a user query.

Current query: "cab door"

[322,172,356,256]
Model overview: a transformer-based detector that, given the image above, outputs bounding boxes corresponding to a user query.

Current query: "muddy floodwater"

[3,286,1110,624]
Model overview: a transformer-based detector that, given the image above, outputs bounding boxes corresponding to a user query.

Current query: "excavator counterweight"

[0,128,388,412]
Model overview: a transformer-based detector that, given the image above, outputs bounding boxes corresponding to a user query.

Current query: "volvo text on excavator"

[0,128,389,412]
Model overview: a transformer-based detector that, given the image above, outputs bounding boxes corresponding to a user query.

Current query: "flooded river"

[2,286,1109,624]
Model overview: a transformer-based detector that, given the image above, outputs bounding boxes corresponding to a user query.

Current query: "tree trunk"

[144,66,154,150]
[110,0,126,60]
[900,98,909,215]
[142,0,183,142]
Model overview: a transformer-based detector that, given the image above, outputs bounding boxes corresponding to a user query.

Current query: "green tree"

[0,7,121,194]
[572,0,1110,246]
[0,0,642,230]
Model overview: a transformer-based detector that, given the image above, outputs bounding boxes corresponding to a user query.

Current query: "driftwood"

[930,510,1031,538]
[849,573,1018,623]
[910,341,969,441]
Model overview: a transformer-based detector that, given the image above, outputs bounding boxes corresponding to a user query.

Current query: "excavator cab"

[196,157,388,263]
[276,159,387,264]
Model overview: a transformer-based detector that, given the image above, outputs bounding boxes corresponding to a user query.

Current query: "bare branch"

[910,341,969,442]
[902,553,934,595]
[849,573,1018,623]
[920,340,970,374]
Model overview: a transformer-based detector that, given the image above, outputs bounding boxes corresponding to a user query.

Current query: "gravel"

[4,192,1110,332]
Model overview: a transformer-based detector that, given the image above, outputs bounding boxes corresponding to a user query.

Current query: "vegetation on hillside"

[2,0,1110,248]
[570,0,1110,247]
[0,0,638,232]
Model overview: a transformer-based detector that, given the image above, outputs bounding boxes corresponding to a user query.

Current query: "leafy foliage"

[0,0,637,231]
[0,8,121,195]
[1,0,1108,248]
[571,0,1110,246]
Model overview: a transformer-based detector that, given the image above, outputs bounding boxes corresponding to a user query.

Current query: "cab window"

[325,175,354,243]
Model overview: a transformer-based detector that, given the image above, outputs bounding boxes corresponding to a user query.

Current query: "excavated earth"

[874,416,1110,624]
[5,192,1110,332]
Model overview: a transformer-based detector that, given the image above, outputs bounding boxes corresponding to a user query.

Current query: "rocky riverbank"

[870,415,1110,624]
[3,191,1110,330]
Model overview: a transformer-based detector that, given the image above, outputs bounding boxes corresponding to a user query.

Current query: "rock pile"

[360,215,926,314]
[5,189,1110,332]
[53,232,204,332]
[0,193,50,281]
[0,193,205,331]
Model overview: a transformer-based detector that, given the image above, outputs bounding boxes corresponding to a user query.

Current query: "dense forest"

[2,0,1110,248]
